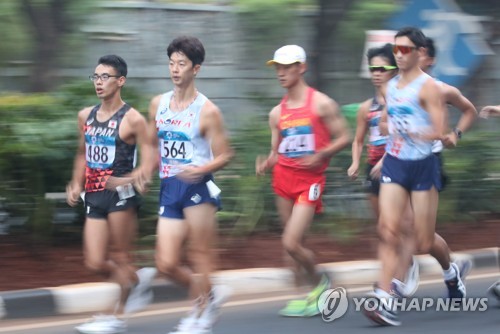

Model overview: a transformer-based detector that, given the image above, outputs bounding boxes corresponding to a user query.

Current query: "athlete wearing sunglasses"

[368,65,398,73]
[392,44,417,55]
[363,27,447,327]
[348,43,401,245]
[391,35,477,317]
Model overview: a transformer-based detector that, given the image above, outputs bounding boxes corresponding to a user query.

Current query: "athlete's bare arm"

[299,92,350,170]
[348,99,371,180]
[124,108,153,192]
[479,105,500,118]
[146,94,162,173]
[256,105,280,176]
[420,78,446,141]
[66,107,92,206]
[378,84,389,136]
[200,101,234,172]
[441,84,477,147]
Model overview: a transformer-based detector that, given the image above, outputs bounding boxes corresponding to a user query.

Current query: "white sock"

[443,265,456,281]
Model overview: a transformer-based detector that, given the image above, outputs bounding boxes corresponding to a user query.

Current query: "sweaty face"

[169,52,199,87]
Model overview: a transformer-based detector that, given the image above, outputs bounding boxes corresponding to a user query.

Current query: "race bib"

[369,126,386,144]
[278,133,315,158]
[158,131,194,165]
[86,143,116,169]
[308,183,321,201]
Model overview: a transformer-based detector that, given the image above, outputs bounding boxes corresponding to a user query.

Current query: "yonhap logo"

[317,287,489,323]
[317,287,349,322]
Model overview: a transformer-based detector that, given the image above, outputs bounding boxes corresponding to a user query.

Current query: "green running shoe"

[306,273,331,303]
[279,299,309,317]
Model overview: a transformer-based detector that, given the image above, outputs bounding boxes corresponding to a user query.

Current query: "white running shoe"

[169,300,202,334]
[488,280,500,301]
[445,262,466,299]
[124,267,157,314]
[390,279,406,299]
[197,285,233,330]
[390,257,419,298]
[454,257,472,282]
[75,315,126,334]
[402,257,419,297]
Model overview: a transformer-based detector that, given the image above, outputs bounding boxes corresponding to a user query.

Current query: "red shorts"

[272,163,326,213]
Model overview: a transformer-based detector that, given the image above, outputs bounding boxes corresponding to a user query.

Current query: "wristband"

[453,127,462,139]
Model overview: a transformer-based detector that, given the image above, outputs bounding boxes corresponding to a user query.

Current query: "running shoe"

[305,273,330,316]
[488,280,500,301]
[197,285,233,329]
[445,262,466,300]
[307,273,331,302]
[279,273,330,317]
[362,295,401,326]
[279,299,311,317]
[402,257,419,297]
[124,267,157,314]
[389,279,405,299]
[75,314,127,334]
[169,299,202,334]
[454,257,472,282]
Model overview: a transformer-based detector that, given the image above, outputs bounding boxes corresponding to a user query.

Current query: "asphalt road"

[1,271,498,334]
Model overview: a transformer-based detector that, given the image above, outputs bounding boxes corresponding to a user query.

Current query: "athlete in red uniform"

[256,45,350,317]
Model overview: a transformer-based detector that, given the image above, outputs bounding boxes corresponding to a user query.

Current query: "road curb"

[0,247,498,320]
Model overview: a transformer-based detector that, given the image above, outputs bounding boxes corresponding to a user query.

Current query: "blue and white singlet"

[155,91,213,178]
[385,73,434,160]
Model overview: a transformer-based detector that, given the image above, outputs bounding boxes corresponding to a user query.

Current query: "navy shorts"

[365,164,381,195]
[159,175,221,219]
[380,154,441,192]
[84,190,139,219]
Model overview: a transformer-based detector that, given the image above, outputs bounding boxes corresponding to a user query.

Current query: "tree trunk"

[20,0,69,92]
[310,0,355,91]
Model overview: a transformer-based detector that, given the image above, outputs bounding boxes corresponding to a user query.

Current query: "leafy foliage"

[336,1,401,48]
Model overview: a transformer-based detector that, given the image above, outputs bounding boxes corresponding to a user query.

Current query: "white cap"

[266,45,306,65]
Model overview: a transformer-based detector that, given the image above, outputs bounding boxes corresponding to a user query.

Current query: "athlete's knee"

[416,233,435,253]
[155,254,180,276]
[282,234,302,256]
[377,220,400,246]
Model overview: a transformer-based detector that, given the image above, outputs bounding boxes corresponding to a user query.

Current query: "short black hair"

[367,43,397,67]
[167,36,205,66]
[97,55,127,77]
[395,26,426,48]
[425,37,436,58]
